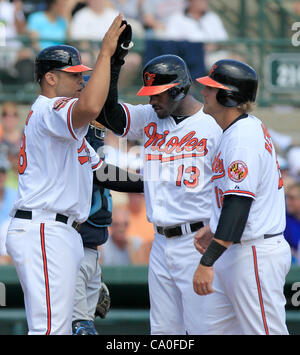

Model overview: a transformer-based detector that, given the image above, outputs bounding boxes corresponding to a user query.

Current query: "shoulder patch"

[53,97,73,111]
[228,160,248,182]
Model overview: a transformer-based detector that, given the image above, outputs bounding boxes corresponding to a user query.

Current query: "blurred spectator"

[0,153,17,227]
[164,0,228,72]
[287,146,300,182]
[100,206,148,265]
[5,143,19,190]
[269,128,293,153]
[0,101,22,148]
[27,0,69,50]
[110,0,143,21]
[142,0,185,39]
[69,0,142,88]
[110,0,145,37]
[127,193,154,243]
[284,182,300,264]
[0,0,33,84]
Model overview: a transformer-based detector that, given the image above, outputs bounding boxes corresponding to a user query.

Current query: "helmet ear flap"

[216,89,239,107]
[169,87,185,102]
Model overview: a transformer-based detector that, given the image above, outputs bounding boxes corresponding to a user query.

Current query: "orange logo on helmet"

[209,64,218,77]
[144,72,156,86]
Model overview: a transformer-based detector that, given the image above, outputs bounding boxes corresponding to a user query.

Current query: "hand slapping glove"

[111,20,134,66]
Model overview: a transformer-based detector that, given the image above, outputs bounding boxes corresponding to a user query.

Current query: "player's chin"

[156,110,170,119]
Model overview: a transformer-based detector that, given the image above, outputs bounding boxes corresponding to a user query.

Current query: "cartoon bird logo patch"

[228,160,248,182]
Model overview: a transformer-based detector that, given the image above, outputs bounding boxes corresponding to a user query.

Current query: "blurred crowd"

[0,0,299,267]
[0,0,237,87]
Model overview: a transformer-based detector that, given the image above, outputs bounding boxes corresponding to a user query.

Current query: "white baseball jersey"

[119,103,222,226]
[209,114,286,240]
[11,95,102,223]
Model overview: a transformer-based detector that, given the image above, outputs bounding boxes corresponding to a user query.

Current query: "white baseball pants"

[6,217,84,335]
[198,235,291,335]
[148,231,207,335]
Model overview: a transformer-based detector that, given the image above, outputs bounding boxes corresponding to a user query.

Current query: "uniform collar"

[223,113,248,133]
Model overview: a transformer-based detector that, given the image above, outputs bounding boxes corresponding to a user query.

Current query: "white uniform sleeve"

[85,140,104,171]
[41,97,89,141]
[222,146,260,200]
[119,103,151,140]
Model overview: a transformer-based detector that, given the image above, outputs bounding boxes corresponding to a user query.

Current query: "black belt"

[14,210,81,232]
[156,221,204,238]
[233,232,283,244]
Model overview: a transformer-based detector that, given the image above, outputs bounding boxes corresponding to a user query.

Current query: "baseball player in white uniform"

[193,59,292,335]
[97,53,222,334]
[5,15,126,335]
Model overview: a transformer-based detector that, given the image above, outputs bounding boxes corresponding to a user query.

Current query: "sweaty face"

[149,90,180,119]
[54,71,84,98]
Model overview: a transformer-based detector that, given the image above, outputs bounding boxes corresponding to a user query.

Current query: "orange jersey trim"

[40,223,51,335]
[92,159,103,170]
[252,246,269,335]
[146,153,205,163]
[121,104,131,137]
[67,100,78,140]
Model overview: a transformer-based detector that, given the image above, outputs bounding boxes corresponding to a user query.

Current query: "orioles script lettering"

[211,152,225,181]
[144,122,208,156]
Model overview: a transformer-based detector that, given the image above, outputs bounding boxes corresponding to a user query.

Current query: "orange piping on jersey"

[145,153,206,163]
[78,139,87,153]
[252,246,269,335]
[40,223,51,335]
[67,100,78,140]
[215,187,220,208]
[25,110,33,125]
[224,190,256,198]
[92,159,103,170]
[121,104,131,137]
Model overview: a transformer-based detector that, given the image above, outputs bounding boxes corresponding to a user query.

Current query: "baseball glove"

[95,282,111,319]
[111,20,134,66]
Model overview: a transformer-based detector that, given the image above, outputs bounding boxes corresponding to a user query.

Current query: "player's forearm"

[94,163,144,193]
[73,53,112,128]
[214,195,253,243]
[72,14,125,129]
[96,64,127,135]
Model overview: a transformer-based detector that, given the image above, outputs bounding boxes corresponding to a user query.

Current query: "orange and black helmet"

[35,45,92,83]
[137,54,192,101]
[196,59,258,107]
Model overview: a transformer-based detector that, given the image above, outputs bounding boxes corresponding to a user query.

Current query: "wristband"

[200,240,227,267]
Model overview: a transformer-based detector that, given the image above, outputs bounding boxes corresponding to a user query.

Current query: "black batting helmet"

[196,59,258,107]
[35,45,92,83]
[137,54,192,101]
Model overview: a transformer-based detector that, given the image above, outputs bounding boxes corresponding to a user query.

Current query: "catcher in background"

[72,121,143,335]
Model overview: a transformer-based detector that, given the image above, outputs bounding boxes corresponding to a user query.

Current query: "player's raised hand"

[100,14,126,58]
[194,224,213,254]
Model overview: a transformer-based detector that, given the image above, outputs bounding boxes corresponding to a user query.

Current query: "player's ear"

[44,71,59,87]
